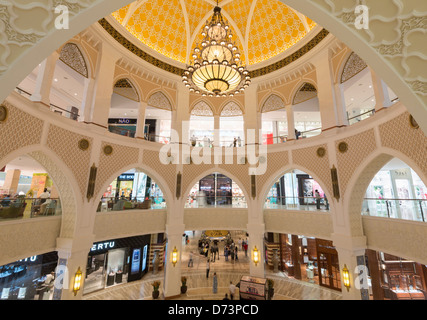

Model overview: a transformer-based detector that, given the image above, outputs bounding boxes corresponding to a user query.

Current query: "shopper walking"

[206,259,210,278]
[188,251,193,267]
[315,189,321,210]
[213,272,218,294]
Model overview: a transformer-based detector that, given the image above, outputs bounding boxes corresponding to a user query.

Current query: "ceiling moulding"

[98,18,329,80]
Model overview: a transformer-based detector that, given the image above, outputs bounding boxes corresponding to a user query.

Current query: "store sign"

[119,174,135,181]
[91,241,116,252]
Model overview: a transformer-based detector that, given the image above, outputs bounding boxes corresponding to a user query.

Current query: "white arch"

[92,162,174,214]
[182,167,251,208]
[258,164,335,214]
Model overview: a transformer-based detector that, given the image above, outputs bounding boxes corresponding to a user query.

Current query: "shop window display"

[0,252,58,300]
[84,235,151,295]
[186,173,246,208]
[362,158,427,222]
[270,233,341,291]
[98,170,166,212]
[365,250,427,300]
[265,170,328,211]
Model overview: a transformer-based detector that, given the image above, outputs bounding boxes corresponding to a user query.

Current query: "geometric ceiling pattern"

[111,0,317,66]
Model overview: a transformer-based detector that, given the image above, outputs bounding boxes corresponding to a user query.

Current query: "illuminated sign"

[91,241,116,252]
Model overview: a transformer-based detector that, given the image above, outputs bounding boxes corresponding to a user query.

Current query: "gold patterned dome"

[111,0,317,66]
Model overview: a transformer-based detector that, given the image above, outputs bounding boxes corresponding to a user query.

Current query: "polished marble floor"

[83,231,342,300]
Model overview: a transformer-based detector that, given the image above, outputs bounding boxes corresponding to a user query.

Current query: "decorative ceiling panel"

[125,0,187,63]
[248,0,313,65]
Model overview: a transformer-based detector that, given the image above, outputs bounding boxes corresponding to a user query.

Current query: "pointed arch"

[147,91,173,111]
[261,94,286,113]
[340,52,368,84]
[220,100,244,117]
[58,43,89,78]
[113,78,140,102]
[190,100,215,116]
[292,82,318,105]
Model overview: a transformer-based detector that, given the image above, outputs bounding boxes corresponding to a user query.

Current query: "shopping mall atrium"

[0,0,426,301]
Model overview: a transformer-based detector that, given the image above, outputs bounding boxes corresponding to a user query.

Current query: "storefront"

[102,171,164,203]
[188,173,246,207]
[108,118,137,137]
[266,170,326,208]
[0,252,58,300]
[365,249,427,300]
[84,235,151,295]
[364,162,427,221]
[266,233,342,291]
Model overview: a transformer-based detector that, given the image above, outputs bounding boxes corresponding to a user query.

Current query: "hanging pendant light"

[182,3,250,97]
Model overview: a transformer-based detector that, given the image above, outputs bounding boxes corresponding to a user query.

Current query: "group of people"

[189,135,243,148]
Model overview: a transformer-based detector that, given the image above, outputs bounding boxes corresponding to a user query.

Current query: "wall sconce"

[73,267,83,296]
[172,247,178,267]
[342,264,350,292]
[253,246,260,266]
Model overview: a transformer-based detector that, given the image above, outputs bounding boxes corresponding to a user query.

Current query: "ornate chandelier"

[182,4,251,97]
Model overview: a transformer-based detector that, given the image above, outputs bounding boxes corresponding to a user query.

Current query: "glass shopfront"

[84,235,151,295]
[271,233,341,291]
[0,252,58,300]
[187,173,246,208]
[265,170,327,210]
[365,249,427,300]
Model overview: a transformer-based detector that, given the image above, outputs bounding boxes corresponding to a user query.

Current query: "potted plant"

[181,276,188,294]
[152,281,160,299]
[267,278,274,300]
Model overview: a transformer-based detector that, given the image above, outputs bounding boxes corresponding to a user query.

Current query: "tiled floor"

[83,230,342,300]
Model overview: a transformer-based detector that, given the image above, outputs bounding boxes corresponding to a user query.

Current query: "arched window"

[362,158,427,222]
[146,92,172,144]
[49,43,89,120]
[0,154,62,219]
[265,169,329,211]
[292,83,321,139]
[186,172,246,208]
[98,169,166,212]
[220,101,244,147]
[189,101,215,147]
[261,94,287,144]
[109,78,140,138]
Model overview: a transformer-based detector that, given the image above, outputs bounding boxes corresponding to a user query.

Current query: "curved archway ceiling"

[111,0,317,66]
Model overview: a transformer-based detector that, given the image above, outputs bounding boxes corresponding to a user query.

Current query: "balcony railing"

[347,109,375,125]
[15,87,80,121]
[97,197,166,212]
[264,196,329,211]
[0,197,61,221]
[185,196,247,208]
[362,198,427,222]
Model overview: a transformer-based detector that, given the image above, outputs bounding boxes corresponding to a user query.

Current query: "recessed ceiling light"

[74,93,77,96]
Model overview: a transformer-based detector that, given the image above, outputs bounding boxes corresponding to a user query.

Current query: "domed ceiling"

[111,0,317,67]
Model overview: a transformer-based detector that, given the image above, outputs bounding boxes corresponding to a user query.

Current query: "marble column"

[214,114,220,147]
[53,235,95,300]
[79,76,96,123]
[163,223,185,298]
[285,104,296,140]
[332,233,368,300]
[135,101,148,139]
[2,169,21,194]
[86,43,120,129]
[313,49,347,130]
[30,51,60,106]
[370,67,392,112]
[244,86,261,145]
